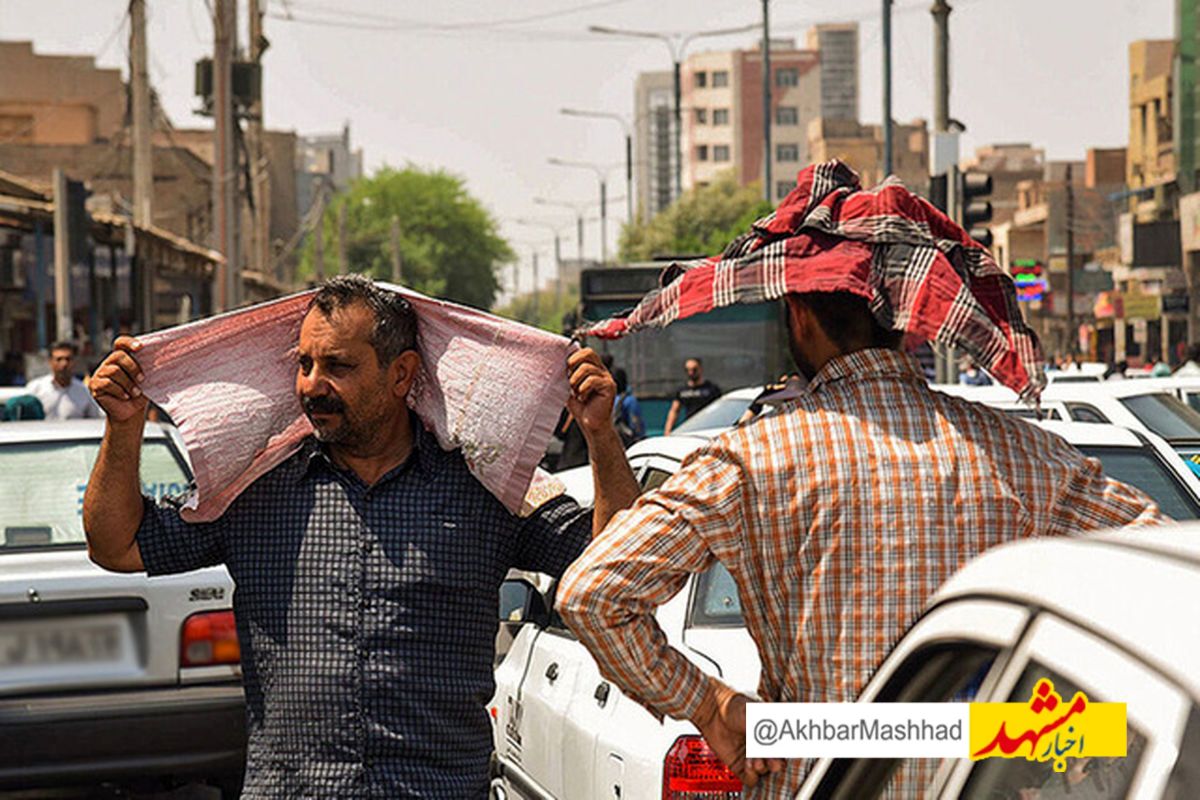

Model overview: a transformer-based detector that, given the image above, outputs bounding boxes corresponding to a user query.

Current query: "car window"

[815,643,998,799]
[688,561,744,627]
[641,467,674,493]
[1164,705,1200,800]
[0,438,189,550]
[1185,391,1200,414]
[1003,407,1062,421]
[1121,393,1200,440]
[959,663,1146,799]
[1066,403,1110,424]
[673,395,753,433]
[1077,445,1200,519]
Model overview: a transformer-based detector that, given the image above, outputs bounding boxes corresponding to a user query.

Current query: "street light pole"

[588,22,761,205]
[547,158,621,264]
[761,0,772,202]
[560,108,636,226]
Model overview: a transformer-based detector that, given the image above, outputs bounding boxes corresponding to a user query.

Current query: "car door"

[938,611,1190,799]
[796,598,1030,798]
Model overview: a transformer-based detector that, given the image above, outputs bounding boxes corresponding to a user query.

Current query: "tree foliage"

[618,170,774,261]
[299,166,514,309]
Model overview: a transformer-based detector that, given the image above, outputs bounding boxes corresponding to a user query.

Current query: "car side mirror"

[498,578,550,628]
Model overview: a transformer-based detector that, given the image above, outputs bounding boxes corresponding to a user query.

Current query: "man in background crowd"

[26,341,100,419]
[663,357,721,434]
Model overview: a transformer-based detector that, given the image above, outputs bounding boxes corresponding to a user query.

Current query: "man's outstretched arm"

[83,337,149,572]
[556,445,782,786]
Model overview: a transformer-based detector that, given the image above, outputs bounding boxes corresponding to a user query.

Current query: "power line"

[283,0,636,30]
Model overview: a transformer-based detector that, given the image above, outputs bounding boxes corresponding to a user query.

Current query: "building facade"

[633,70,677,219]
[806,23,859,122]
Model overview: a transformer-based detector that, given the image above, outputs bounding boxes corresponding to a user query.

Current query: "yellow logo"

[969,679,1126,772]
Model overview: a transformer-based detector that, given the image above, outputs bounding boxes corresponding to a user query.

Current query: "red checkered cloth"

[580,160,1045,399]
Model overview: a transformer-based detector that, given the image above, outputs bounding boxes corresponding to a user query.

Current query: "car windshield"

[673,395,755,434]
[0,438,190,550]
[1078,445,1200,520]
[1120,393,1200,440]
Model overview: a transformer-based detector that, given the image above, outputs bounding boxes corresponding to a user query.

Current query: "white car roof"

[933,525,1200,697]
[0,418,171,442]
[1043,379,1178,401]
[1031,420,1143,447]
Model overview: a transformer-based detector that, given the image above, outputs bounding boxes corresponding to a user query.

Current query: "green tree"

[619,170,774,261]
[299,166,514,309]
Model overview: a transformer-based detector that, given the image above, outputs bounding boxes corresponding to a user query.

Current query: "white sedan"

[489,419,1200,800]
[0,420,244,794]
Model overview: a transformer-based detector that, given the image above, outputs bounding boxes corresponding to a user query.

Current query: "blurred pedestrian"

[959,359,993,386]
[25,341,100,419]
[1176,344,1200,377]
[663,357,721,434]
[0,351,25,386]
[612,367,644,445]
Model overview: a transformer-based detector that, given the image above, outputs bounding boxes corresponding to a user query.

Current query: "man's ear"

[390,350,423,399]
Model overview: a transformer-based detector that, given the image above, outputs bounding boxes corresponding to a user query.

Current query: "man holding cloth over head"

[84,275,640,798]
[558,162,1165,796]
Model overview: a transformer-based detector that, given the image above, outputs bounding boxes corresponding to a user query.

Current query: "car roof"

[627,432,713,461]
[0,418,170,442]
[710,386,764,401]
[1031,420,1143,447]
[1042,380,1178,401]
[932,524,1200,697]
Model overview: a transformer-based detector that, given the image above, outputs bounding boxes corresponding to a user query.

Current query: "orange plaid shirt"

[558,348,1164,796]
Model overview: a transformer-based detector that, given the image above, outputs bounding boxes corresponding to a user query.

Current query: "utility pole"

[882,0,894,177]
[761,0,773,202]
[553,233,562,304]
[337,201,348,274]
[1066,162,1076,355]
[532,250,540,326]
[600,179,608,264]
[130,0,153,229]
[248,0,270,279]
[390,215,403,284]
[931,0,951,133]
[52,169,72,343]
[313,187,326,281]
[672,60,682,202]
[213,0,239,310]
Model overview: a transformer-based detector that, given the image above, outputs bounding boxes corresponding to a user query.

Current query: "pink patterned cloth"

[135,283,573,521]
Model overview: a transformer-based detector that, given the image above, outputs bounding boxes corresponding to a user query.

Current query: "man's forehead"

[299,305,374,347]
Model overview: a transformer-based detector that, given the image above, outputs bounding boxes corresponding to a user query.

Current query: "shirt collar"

[806,348,928,394]
[294,411,442,485]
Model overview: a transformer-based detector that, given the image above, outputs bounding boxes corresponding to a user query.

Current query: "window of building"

[775,106,798,125]
[775,67,799,87]
[776,181,793,200]
[776,143,800,162]
[694,108,708,125]
[696,145,709,161]
[712,70,730,88]
[713,108,730,126]
[713,145,731,162]
[694,71,707,89]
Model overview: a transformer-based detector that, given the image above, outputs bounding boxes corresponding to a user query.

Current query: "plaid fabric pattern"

[580,160,1045,400]
[558,348,1163,798]
[137,416,592,798]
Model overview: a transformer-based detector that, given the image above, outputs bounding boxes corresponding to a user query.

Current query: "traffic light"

[959,171,994,248]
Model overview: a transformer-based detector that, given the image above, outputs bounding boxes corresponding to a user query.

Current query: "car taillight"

[181,610,240,667]
[662,735,742,799]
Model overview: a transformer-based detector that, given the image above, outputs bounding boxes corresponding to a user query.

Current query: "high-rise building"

[1128,39,1176,197]
[806,23,859,121]
[633,71,676,220]
[296,123,364,216]
[682,40,820,200]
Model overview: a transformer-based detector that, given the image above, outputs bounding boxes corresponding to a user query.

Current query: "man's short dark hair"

[50,340,77,356]
[308,274,418,366]
[791,291,903,353]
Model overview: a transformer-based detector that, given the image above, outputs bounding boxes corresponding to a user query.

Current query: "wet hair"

[308,274,418,366]
[49,340,77,356]
[790,291,903,352]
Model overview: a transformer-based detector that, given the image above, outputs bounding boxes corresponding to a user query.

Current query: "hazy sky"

[0,0,1177,297]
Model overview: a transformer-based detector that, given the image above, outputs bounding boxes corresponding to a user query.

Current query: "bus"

[579,263,790,435]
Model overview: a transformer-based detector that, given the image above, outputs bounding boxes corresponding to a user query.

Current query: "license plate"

[0,616,128,668]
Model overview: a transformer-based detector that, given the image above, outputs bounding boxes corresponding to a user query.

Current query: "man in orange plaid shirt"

[558,291,1163,795]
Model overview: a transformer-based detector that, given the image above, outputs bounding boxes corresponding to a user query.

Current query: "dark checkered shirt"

[137,418,592,798]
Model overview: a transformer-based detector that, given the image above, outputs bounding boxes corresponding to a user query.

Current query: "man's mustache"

[302,395,346,416]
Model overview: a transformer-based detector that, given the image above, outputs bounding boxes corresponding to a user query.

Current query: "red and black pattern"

[580,160,1045,399]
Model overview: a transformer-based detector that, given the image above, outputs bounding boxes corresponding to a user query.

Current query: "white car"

[0,420,244,794]
[489,420,1200,800]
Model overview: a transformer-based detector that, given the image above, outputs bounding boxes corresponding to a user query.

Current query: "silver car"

[0,419,244,794]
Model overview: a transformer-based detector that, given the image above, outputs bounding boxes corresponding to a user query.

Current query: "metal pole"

[130,0,153,229]
[337,201,348,274]
[882,0,894,177]
[932,0,951,133]
[762,0,773,202]
[34,220,47,351]
[532,250,540,325]
[554,233,563,303]
[576,213,584,261]
[600,178,608,264]
[673,59,683,202]
[624,133,634,225]
[248,0,269,278]
[52,169,72,343]
[313,187,326,281]
[213,0,239,310]
[1066,162,1076,355]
